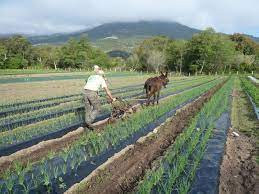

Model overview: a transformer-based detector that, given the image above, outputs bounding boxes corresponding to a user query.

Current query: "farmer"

[84,65,116,128]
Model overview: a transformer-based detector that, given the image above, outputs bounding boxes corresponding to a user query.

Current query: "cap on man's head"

[94,65,100,70]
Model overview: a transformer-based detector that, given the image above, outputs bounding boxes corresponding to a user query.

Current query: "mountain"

[244,34,259,43]
[6,21,258,52]
[28,21,200,45]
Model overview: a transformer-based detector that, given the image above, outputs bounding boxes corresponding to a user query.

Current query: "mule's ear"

[165,72,168,77]
[160,71,164,76]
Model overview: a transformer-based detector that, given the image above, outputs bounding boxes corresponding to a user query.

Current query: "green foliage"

[128,36,170,71]
[136,77,233,194]
[0,77,221,192]
[128,28,258,74]
[240,76,259,106]
[0,36,111,70]
[230,33,259,55]
[166,40,187,74]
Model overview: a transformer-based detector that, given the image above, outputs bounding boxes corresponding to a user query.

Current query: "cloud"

[0,0,258,36]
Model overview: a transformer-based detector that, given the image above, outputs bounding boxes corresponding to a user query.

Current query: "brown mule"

[144,72,169,105]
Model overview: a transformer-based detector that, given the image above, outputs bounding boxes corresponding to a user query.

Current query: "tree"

[0,44,7,69]
[147,50,166,72]
[185,28,217,74]
[230,33,257,55]
[130,36,170,71]
[166,40,187,74]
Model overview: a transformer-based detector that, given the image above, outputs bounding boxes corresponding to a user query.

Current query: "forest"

[0,28,258,74]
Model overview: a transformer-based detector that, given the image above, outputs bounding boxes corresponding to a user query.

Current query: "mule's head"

[159,71,169,88]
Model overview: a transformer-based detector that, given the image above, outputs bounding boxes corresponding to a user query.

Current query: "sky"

[0,0,258,37]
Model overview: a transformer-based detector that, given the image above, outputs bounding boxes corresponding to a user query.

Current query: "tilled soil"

[0,80,214,176]
[219,87,258,194]
[219,127,258,194]
[66,80,226,194]
[0,127,85,176]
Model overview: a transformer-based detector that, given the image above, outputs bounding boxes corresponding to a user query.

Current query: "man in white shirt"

[84,65,115,127]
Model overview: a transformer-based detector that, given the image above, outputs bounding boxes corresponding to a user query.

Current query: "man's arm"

[104,87,114,101]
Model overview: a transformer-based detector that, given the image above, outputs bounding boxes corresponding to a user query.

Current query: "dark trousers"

[84,89,101,124]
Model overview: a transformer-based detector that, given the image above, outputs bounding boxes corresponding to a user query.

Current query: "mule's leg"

[147,92,151,106]
[152,93,156,105]
[157,90,160,104]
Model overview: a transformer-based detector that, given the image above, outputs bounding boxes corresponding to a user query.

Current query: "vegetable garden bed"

[0,77,224,193]
[0,77,219,157]
[65,77,229,194]
[240,76,259,119]
[0,76,204,117]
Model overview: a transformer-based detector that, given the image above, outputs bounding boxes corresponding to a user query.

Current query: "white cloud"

[0,0,258,36]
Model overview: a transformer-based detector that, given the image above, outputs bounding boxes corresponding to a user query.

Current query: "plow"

[108,97,138,122]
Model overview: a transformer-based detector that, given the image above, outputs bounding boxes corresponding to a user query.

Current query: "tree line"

[0,28,258,74]
[128,28,259,74]
[0,36,111,70]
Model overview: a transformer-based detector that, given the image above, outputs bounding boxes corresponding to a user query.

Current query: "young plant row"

[0,101,84,132]
[136,77,233,194]
[0,77,214,132]
[0,76,205,112]
[0,78,216,153]
[0,112,82,149]
[0,95,83,118]
[0,78,180,118]
[0,78,223,193]
[240,76,259,106]
[0,84,140,118]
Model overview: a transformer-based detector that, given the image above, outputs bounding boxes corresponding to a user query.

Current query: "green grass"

[0,78,223,192]
[240,76,259,106]
[0,69,87,75]
[0,77,215,150]
[232,77,259,163]
[92,35,149,52]
[136,77,233,194]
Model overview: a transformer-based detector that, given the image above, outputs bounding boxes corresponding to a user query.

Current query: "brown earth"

[0,75,155,103]
[0,127,85,176]
[219,128,258,194]
[219,87,259,194]
[0,78,215,177]
[66,79,226,194]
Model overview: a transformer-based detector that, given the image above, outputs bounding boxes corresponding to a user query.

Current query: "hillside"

[28,21,200,46]
[5,21,258,52]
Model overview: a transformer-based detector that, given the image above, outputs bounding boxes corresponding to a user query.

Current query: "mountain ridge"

[27,21,201,45]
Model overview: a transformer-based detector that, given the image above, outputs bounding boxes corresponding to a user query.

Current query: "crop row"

[0,78,223,193]
[0,78,218,155]
[136,77,233,194]
[240,76,258,106]
[0,77,203,112]
[0,83,142,116]
[0,77,214,131]
[0,71,146,85]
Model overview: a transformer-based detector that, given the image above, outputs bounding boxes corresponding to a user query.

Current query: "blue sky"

[0,0,258,36]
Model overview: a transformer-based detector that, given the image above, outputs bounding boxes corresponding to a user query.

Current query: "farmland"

[0,72,258,194]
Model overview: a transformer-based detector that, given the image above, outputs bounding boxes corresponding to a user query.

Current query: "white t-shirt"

[84,75,107,92]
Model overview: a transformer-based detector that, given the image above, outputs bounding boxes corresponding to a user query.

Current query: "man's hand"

[112,98,117,102]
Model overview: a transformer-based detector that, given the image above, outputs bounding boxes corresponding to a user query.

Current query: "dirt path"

[66,80,226,194]
[219,128,258,194]
[219,86,259,194]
